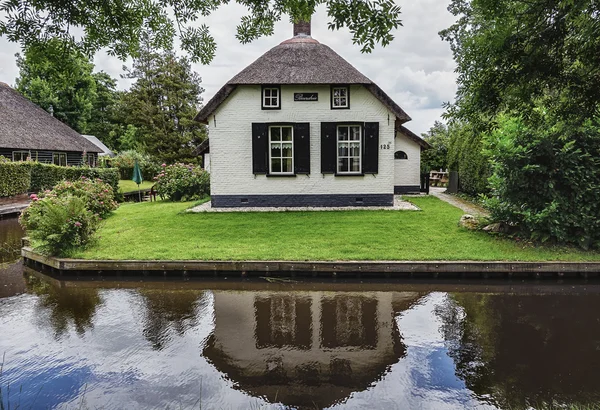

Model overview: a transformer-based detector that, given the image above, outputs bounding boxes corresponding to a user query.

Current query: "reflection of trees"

[139,290,207,350]
[26,275,102,339]
[0,218,24,263]
[439,294,600,409]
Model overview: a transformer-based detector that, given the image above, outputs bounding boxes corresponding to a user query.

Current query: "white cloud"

[0,0,458,134]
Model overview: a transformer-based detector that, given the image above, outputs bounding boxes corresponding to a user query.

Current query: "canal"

[2,217,600,409]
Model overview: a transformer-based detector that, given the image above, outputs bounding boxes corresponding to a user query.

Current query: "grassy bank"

[118,180,154,193]
[71,196,600,261]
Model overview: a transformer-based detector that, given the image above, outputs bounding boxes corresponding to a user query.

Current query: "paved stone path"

[428,187,489,216]
[189,195,419,213]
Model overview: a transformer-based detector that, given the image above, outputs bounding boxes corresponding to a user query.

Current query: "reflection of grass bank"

[72,196,600,261]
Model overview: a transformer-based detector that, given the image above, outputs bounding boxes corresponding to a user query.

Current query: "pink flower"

[100,201,104,205]
[161,163,166,167]
[74,221,82,227]
[29,194,38,199]
[32,197,39,201]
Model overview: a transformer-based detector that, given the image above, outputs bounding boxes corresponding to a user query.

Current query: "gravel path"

[189,196,419,213]
[428,187,489,216]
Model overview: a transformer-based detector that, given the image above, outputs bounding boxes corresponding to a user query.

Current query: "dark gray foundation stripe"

[211,194,393,208]
[394,185,420,194]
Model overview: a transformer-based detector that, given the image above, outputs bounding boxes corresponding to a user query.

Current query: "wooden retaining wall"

[21,247,600,280]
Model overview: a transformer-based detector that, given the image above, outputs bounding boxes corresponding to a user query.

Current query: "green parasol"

[132,159,143,201]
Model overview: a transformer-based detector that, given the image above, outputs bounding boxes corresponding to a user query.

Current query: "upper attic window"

[262,85,281,110]
[331,86,350,109]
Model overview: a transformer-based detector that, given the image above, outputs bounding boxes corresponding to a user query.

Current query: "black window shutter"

[363,122,379,174]
[321,122,337,173]
[293,123,310,174]
[252,123,269,174]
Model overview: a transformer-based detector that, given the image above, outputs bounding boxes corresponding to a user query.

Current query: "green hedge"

[0,161,31,197]
[0,161,119,198]
[29,163,119,194]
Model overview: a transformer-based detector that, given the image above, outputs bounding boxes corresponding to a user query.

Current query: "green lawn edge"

[118,180,154,193]
[71,196,600,262]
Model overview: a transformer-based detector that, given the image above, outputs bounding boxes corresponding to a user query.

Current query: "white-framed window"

[269,125,294,174]
[262,86,280,109]
[332,86,349,109]
[12,151,29,161]
[53,152,67,166]
[86,153,96,167]
[337,125,361,174]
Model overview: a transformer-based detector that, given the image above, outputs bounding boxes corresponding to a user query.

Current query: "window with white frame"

[269,125,294,174]
[263,87,280,109]
[86,153,96,167]
[337,125,361,173]
[53,152,67,166]
[12,151,29,161]
[332,86,349,109]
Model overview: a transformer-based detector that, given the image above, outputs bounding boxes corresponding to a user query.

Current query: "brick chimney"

[293,19,311,37]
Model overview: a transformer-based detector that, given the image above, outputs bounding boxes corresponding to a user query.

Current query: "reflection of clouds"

[0,1,457,134]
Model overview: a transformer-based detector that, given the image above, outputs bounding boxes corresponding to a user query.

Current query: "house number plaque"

[294,93,318,101]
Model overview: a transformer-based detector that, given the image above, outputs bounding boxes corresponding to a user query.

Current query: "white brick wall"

[208,85,398,196]
[394,131,422,186]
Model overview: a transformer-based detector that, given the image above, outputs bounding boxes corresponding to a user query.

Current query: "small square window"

[12,151,29,161]
[262,86,281,109]
[331,86,350,109]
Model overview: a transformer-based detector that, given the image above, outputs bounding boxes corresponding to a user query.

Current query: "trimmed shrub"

[110,150,161,181]
[154,163,209,201]
[484,112,600,248]
[0,159,31,197]
[20,195,99,256]
[29,163,119,194]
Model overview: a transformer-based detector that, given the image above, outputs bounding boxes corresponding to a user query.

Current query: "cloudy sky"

[0,0,458,135]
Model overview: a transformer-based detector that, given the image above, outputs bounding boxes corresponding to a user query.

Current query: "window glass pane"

[338,142,348,157]
[282,158,293,173]
[271,127,281,141]
[339,97,347,106]
[271,89,278,97]
[338,158,348,172]
[338,127,348,141]
[350,126,360,140]
[271,97,278,106]
[281,127,292,141]
[281,143,293,157]
[350,158,360,172]
[271,144,281,157]
[265,89,271,97]
[271,158,281,173]
[349,143,360,156]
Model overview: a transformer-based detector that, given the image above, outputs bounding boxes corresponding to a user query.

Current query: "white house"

[196,21,429,208]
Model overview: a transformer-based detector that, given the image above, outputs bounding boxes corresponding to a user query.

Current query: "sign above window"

[294,93,318,102]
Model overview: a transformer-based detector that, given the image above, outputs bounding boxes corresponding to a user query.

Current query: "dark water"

[1,271,600,410]
[0,216,26,298]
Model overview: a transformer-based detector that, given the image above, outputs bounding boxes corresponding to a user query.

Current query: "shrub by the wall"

[154,163,209,201]
[0,159,31,197]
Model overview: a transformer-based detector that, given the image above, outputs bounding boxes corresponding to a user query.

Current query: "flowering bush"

[20,195,99,256]
[20,177,117,255]
[154,163,210,201]
[49,177,118,217]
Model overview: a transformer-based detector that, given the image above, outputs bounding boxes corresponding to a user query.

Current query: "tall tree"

[421,121,450,173]
[121,41,206,164]
[86,72,122,149]
[15,39,97,133]
[0,1,402,64]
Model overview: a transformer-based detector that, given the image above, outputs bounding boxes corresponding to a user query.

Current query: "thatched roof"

[0,83,102,153]
[397,125,431,149]
[196,36,411,124]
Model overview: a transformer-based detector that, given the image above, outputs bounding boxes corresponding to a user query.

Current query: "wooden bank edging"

[20,247,600,278]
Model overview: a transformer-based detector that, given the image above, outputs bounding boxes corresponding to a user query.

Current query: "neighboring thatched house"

[196,21,429,208]
[0,82,102,166]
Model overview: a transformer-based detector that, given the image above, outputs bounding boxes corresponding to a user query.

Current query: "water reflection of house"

[204,291,421,409]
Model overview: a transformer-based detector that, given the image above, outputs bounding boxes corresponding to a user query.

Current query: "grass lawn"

[72,196,600,261]
[118,179,155,193]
